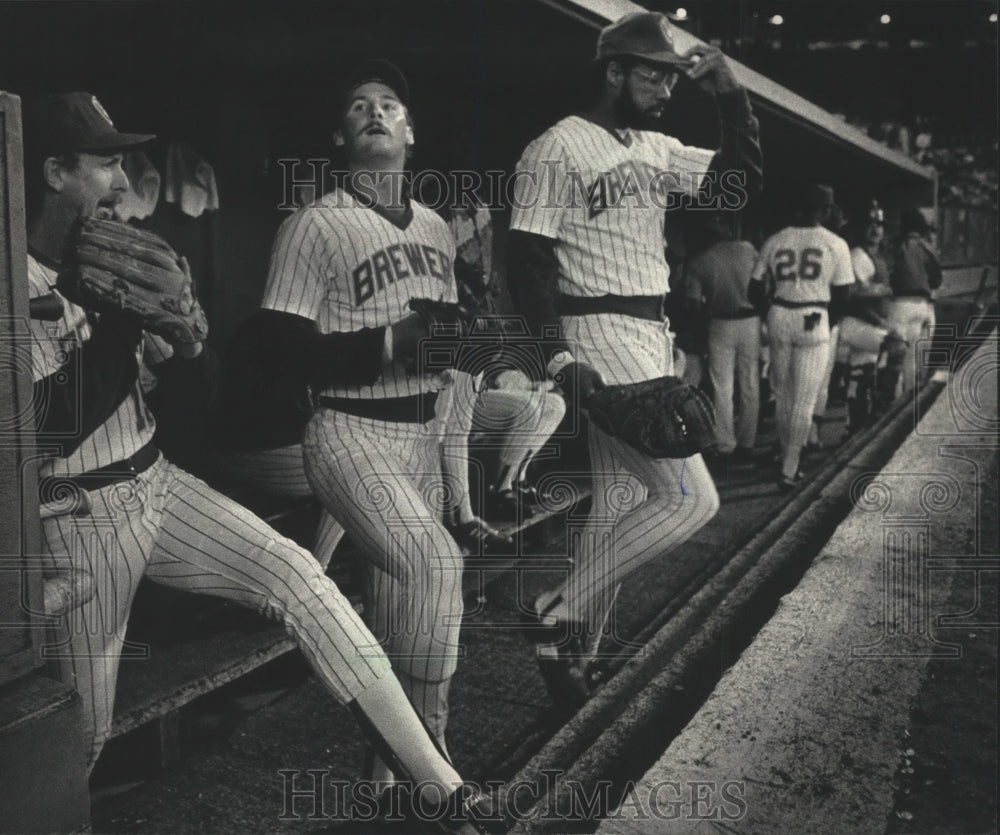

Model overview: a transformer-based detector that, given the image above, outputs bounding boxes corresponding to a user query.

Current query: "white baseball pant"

[766,305,831,480]
[708,317,761,453]
[41,456,392,771]
[555,313,719,639]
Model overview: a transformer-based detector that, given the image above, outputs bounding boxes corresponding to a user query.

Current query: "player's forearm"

[829,284,851,326]
[257,309,386,388]
[707,89,763,199]
[33,314,142,456]
[507,230,571,367]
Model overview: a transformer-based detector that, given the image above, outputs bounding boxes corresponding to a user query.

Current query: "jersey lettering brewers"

[511,116,714,298]
[263,188,458,400]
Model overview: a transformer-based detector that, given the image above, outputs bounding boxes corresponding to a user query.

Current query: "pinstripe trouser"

[556,313,720,635]
[211,444,346,569]
[40,456,391,772]
[303,408,464,741]
[767,305,831,479]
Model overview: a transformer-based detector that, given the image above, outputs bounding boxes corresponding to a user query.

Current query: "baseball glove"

[58,217,208,344]
[586,375,716,459]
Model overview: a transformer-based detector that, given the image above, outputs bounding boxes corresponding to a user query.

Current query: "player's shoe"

[525,587,620,713]
[776,470,804,493]
[446,517,514,557]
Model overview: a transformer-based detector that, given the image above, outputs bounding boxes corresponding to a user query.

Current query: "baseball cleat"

[446,517,514,557]
[776,471,804,493]
[526,586,621,712]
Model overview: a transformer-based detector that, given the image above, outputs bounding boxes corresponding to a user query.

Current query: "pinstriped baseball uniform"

[510,116,720,637]
[268,188,464,747]
[28,255,393,771]
[751,225,854,479]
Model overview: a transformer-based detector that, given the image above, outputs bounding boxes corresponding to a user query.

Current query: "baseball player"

[889,207,942,394]
[260,61,467,789]
[23,92,491,824]
[685,211,761,460]
[748,184,855,490]
[836,200,904,433]
[508,11,761,704]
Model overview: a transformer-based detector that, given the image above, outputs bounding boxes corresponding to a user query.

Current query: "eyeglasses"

[630,66,682,92]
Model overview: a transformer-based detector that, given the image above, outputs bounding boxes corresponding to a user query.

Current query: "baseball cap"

[797,183,836,214]
[339,59,410,110]
[900,207,934,235]
[595,12,688,67]
[25,92,155,156]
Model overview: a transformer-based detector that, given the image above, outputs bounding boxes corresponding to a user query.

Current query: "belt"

[40,441,160,497]
[772,298,828,309]
[316,392,438,424]
[558,293,666,322]
[714,308,759,320]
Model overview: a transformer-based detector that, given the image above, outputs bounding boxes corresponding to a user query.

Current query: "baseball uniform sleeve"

[750,237,775,282]
[509,131,570,240]
[658,134,717,198]
[262,209,332,322]
[851,247,876,283]
[829,236,856,287]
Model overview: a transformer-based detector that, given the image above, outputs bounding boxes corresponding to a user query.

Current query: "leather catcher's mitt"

[58,217,208,344]
[586,375,716,459]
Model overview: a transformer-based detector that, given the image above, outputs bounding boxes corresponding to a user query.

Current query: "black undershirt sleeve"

[703,89,764,205]
[829,284,852,326]
[33,314,142,457]
[256,309,387,390]
[507,230,571,372]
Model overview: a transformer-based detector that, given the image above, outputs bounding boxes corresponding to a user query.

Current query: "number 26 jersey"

[751,225,854,305]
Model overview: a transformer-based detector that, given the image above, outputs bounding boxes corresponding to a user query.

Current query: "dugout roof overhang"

[540,0,938,208]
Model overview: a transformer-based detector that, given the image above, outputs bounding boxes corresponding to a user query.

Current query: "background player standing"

[889,207,942,394]
[261,61,467,788]
[22,92,491,823]
[508,12,762,704]
[685,211,761,461]
[748,184,855,490]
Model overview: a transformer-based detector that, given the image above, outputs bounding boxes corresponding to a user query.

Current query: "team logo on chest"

[352,243,452,306]
[585,159,676,219]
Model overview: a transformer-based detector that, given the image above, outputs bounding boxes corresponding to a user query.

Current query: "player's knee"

[541,392,567,426]
[697,475,721,520]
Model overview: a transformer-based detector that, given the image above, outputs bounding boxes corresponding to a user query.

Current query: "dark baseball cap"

[26,92,155,156]
[900,207,934,235]
[338,59,410,110]
[595,12,689,67]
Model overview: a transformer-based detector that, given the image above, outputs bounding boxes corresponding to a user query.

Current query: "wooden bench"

[108,449,591,765]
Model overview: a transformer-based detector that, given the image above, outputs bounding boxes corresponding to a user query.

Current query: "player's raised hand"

[680,45,740,95]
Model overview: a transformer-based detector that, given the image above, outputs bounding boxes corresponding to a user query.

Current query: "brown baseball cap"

[26,92,155,156]
[595,12,688,67]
